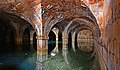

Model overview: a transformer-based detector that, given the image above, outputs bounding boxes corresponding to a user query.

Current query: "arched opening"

[0,16,16,53]
[0,12,37,70]
[43,18,101,69]
[77,29,94,53]
[22,28,30,52]
[33,32,37,51]
[41,1,101,69]
[0,15,19,70]
[65,29,96,70]
[48,31,56,55]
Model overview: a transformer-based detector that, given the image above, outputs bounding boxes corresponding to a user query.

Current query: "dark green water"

[0,43,97,70]
[0,51,36,70]
[43,48,96,70]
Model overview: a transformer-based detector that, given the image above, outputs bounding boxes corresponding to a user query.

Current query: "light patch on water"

[0,63,2,65]
[51,52,56,56]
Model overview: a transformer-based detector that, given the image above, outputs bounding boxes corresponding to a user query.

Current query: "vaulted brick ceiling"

[0,0,104,28]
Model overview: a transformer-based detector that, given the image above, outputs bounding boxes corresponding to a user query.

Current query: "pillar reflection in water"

[30,0,49,69]
[62,50,69,65]
[36,35,48,70]
[62,32,69,65]
[52,28,59,53]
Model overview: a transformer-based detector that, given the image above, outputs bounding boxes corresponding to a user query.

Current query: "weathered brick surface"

[0,0,120,69]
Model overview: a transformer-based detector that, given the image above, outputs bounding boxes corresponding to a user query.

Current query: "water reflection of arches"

[48,28,63,55]
[42,12,101,69]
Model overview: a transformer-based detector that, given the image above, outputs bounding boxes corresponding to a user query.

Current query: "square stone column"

[36,35,48,70]
[62,37,68,51]
[30,31,35,51]
[16,30,23,51]
[72,32,76,52]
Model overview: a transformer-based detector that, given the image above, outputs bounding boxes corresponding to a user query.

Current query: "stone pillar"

[62,32,69,65]
[77,33,80,49]
[62,38,68,51]
[52,28,59,53]
[16,34,22,46]
[30,31,35,51]
[30,0,45,69]
[62,50,69,65]
[72,32,76,52]
[62,38,68,67]
[16,30,23,51]
[36,35,48,70]
[62,31,69,51]
[30,31,35,45]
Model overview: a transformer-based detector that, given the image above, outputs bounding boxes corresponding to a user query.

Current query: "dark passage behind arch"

[58,32,62,53]
[0,16,16,53]
[33,32,37,51]
[22,28,30,52]
[48,31,56,55]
